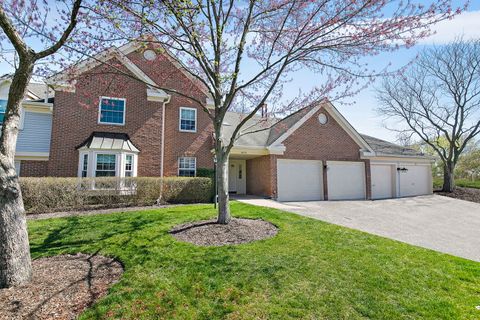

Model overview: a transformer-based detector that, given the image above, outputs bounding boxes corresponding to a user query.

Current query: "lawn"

[434,177,480,189]
[28,202,480,319]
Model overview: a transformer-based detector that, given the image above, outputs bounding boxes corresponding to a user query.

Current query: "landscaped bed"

[436,187,480,204]
[0,253,123,320]
[6,202,480,319]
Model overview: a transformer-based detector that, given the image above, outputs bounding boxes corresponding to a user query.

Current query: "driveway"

[237,195,480,262]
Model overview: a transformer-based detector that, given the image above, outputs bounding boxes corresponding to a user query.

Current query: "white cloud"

[418,10,480,45]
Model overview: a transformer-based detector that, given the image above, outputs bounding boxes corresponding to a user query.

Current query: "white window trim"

[78,150,138,179]
[124,153,136,177]
[14,161,21,176]
[179,107,197,133]
[94,152,120,177]
[98,96,126,126]
[178,157,196,177]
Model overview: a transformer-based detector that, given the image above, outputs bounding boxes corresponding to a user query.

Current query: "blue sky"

[334,2,480,142]
[1,1,479,143]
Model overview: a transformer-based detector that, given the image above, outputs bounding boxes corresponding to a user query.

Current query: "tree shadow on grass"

[29,214,164,258]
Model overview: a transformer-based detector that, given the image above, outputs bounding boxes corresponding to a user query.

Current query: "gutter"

[159,94,171,202]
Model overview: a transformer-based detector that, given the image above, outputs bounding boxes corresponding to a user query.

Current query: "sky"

[1,1,479,143]
[333,4,480,142]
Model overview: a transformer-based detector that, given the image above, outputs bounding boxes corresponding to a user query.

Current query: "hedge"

[20,177,213,214]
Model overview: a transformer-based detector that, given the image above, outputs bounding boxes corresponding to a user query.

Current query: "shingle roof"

[360,134,425,157]
[266,104,315,145]
[221,111,278,146]
[223,108,428,159]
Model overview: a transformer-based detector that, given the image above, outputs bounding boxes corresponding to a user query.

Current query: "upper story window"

[178,157,196,177]
[179,107,197,132]
[0,100,7,124]
[98,97,125,125]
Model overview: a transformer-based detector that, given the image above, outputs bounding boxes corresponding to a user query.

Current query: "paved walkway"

[236,195,480,262]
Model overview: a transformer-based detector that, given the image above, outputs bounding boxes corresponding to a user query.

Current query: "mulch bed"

[170,218,278,246]
[0,253,123,320]
[435,187,480,204]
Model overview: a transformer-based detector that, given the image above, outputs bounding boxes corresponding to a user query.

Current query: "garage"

[371,164,394,199]
[326,161,366,200]
[398,164,432,197]
[277,159,323,201]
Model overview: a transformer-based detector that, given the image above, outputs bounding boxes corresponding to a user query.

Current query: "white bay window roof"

[76,132,139,152]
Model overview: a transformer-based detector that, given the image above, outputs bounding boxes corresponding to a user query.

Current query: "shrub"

[196,168,215,179]
[20,177,213,214]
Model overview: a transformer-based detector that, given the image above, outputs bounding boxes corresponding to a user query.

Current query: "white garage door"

[277,159,323,201]
[398,164,431,197]
[371,164,394,200]
[327,161,366,200]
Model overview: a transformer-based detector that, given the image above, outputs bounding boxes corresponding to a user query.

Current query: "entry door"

[229,162,238,192]
[371,164,394,200]
[277,159,323,201]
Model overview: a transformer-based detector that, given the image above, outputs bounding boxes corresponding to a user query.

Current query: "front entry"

[228,160,246,194]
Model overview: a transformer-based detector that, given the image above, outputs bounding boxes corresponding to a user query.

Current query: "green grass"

[434,177,480,189]
[28,203,480,319]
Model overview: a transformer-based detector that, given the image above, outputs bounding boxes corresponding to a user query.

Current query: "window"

[99,97,125,125]
[125,154,133,177]
[81,154,88,177]
[179,107,196,132]
[178,157,196,177]
[95,154,116,177]
[0,100,7,124]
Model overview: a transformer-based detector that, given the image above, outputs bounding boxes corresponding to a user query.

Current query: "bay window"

[95,154,117,177]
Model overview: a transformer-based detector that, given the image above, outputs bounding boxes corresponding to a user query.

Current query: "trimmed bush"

[196,168,215,179]
[20,177,213,214]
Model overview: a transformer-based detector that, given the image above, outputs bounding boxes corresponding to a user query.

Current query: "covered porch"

[228,145,281,198]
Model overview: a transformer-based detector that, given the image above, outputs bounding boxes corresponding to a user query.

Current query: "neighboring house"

[16,41,431,201]
[0,75,53,176]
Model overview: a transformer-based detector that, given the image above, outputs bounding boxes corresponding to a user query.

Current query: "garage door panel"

[277,159,323,201]
[371,164,394,200]
[327,161,366,200]
[399,164,431,197]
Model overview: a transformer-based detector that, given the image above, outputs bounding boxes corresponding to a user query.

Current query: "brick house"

[15,41,433,201]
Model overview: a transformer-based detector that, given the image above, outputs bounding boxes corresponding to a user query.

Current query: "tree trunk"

[0,167,31,288]
[216,151,231,224]
[0,57,34,288]
[442,161,455,193]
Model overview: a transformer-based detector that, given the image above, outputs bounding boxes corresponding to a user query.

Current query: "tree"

[376,39,480,192]
[0,0,100,288]
[457,145,480,180]
[99,0,462,223]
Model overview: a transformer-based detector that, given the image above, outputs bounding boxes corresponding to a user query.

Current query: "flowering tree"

[0,0,103,288]
[99,0,463,224]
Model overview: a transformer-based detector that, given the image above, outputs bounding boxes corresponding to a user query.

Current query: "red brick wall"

[247,107,372,199]
[281,107,361,160]
[246,155,275,197]
[20,161,48,177]
[48,50,214,178]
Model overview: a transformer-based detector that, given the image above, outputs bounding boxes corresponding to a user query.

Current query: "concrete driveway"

[237,195,480,262]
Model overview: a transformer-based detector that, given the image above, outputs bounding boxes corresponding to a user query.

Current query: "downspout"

[158,94,171,204]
